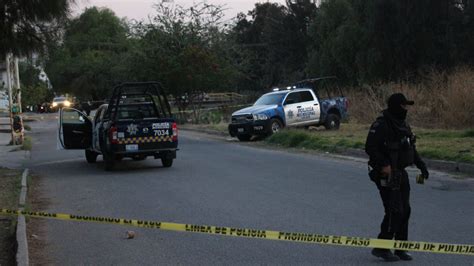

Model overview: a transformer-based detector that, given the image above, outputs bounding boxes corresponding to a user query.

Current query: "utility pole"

[5,53,22,145]
[5,54,15,144]
[15,57,21,113]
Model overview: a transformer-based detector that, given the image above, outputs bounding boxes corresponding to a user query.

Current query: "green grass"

[265,124,474,163]
[21,136,32,151]
[186,122,228,133]
[187,120,474,163]
[0,168,22,207]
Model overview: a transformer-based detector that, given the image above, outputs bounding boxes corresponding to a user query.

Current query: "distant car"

[51,96,72,111]
[37,102,51,113]
[228,77,349,141]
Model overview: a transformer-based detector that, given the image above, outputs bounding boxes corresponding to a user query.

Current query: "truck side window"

[300,91,314,102]
[284,92,302,105]
[62,109,86,125]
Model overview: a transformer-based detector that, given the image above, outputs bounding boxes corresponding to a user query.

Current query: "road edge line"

[16,168,29,266]
[181,127,474,177]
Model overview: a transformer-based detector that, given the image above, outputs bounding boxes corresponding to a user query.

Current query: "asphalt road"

[26,114,473,265]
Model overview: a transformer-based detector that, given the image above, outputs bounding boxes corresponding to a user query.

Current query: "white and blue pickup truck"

[228,78,349,141]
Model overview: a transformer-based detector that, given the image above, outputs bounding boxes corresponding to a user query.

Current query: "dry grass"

[345,67,474,129]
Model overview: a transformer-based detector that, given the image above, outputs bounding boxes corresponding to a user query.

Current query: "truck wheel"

[237,135,252,141]
[85,150,98,163]
[103,153,115,171]
[270,118,283,134]
[324,114,340,130]
[161,158,173,167]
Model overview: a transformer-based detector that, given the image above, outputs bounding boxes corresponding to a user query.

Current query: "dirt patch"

[26,174,53,265]
[0,168,22,266]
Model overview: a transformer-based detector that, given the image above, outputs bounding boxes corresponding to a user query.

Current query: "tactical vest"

[385,123,416,169]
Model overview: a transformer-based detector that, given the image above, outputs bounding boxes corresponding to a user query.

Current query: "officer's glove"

[420,166,429,180]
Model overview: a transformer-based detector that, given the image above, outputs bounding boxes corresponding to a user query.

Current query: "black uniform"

[366,110,428,242]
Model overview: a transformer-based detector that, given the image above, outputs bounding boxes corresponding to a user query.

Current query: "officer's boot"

[371,248,400,262]
[394,250,413,261]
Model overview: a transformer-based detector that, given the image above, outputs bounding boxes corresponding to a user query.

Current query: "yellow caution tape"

[1,208,472,256]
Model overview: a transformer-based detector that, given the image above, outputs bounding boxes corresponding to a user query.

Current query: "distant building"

[0,90,8,111]
[0,61,7,90]
[0,62,8,111]
[0,53,53,91]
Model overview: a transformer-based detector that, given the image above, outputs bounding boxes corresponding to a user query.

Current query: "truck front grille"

[232,114,253,123]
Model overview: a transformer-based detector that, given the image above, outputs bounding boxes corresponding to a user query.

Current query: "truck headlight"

[64,100,71,107]
[52,102,58,107]
[253,114,268,121]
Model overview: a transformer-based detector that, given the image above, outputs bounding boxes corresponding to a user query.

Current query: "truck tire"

[324,114,340,130]
[270,118,283,134]
[103,153,115,171]
[237,135,252,141]
[161,158,173,167]
[85,150,98,163]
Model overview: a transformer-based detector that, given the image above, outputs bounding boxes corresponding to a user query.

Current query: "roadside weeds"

[21,136,33,151]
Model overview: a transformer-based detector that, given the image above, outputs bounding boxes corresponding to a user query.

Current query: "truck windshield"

[254,93,286,105]
[117,103,158,120]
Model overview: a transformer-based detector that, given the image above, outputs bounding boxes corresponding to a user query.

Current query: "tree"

[45,7,130,100]
[307,0,473,84]
[19,61,53,108]
[231,3,291,91]
[127,2,236,118]
[0,0,71,56]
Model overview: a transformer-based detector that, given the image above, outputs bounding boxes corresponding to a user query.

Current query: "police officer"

[365,93,429,262]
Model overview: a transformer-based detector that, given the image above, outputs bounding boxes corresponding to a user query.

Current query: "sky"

[72,0,287,21]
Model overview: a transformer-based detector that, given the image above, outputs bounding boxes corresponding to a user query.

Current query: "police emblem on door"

[127,123,138,135]
[287,110,294,119]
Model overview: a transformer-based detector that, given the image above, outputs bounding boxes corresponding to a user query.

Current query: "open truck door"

[59,108,93,149]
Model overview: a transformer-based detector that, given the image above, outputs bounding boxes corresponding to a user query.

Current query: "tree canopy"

[41,0,474,99]
[45,7,129,100]
[1,0,72,56]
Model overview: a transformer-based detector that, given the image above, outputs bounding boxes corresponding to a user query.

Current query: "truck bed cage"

[106,82,172,120]
[291,76,344,98]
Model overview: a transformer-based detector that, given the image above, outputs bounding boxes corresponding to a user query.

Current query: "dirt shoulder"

[26,173,53,265]
[0,168,22,266]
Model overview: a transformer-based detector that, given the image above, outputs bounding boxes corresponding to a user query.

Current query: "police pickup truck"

[58,82,178,171]
[229,77,348,141]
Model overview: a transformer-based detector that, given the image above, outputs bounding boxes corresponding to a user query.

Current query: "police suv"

[228,77,348,141]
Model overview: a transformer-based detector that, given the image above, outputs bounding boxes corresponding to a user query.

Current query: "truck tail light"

[172,122,178,141]
[109,125,118,144]
[345,99,350,110]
